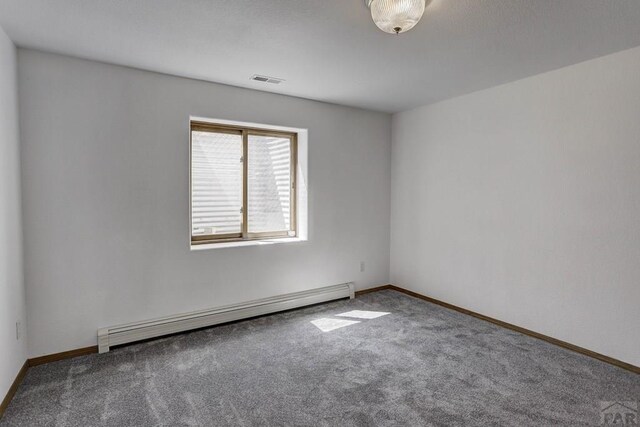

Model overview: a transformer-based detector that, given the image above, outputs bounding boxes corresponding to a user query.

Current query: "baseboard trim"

[0,360,29,420]
[0,346,99,419]
[355,284,392,296]
[357,284,639,375]
[28,346,98,367]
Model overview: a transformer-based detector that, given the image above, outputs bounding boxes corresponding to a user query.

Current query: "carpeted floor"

[1,290,638,426]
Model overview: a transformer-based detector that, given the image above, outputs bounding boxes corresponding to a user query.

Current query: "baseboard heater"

[98,282,354,353]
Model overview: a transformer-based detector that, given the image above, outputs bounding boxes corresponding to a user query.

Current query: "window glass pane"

[248,135,292,233]
[191,130,243,236]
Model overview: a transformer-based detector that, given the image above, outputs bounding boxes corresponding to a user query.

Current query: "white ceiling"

[2,0,640,113]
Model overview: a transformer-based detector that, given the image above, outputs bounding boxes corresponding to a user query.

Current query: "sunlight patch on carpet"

[336,310,390,319]
[310,318,360,332]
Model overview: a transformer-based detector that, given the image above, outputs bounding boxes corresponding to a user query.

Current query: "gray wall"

[391,45,640,366]
[0,26,26,396]
[18,50,391,357]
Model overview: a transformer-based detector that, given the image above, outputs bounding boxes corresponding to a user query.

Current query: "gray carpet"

[1,290,638,426]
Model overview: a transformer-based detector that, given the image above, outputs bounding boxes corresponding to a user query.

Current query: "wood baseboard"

[28,346,98,367]
[354,284,392,297]
[357,284,639,375]
[0,360,29,420]
[1,346,99,419]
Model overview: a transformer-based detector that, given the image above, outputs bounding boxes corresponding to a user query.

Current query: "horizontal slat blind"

[191,130,243,236]
[247,135,292,233]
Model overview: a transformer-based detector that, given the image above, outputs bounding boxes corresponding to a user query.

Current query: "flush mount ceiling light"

[365,0,431,35]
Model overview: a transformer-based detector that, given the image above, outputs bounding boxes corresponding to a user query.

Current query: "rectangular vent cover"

[251,74,285,84]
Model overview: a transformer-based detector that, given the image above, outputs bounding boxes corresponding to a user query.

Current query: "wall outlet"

[360,261,365,272]
[16,321,21,340]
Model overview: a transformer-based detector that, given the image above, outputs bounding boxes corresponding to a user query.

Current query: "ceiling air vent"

[250,74,285,85]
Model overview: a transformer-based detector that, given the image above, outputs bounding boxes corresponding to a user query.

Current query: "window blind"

[248,135,292,233]
[191,130,243,237]
[190,122,296,244]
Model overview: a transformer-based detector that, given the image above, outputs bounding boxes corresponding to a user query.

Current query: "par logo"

[600,401,638,425]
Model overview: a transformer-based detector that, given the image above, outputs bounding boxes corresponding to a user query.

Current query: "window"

[190,121,297,245]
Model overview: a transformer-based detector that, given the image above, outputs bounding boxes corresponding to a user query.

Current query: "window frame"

[190,121,298,246]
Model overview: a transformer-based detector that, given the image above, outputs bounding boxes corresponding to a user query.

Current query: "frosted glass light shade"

[369,0,426,34]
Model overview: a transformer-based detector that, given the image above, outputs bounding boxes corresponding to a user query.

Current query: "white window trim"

[191,237,307,251]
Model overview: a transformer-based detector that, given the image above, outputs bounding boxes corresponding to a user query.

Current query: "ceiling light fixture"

[365,0,431,35]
